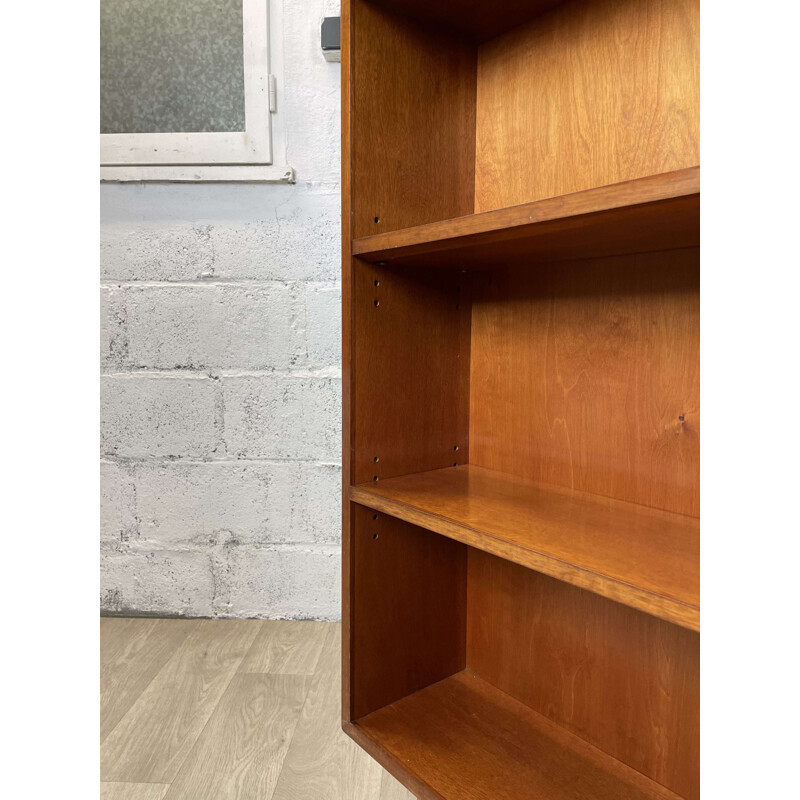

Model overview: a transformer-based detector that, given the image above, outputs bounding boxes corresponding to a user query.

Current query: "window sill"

[100,164,295,183]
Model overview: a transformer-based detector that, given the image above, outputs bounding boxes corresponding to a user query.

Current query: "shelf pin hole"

[453,445,459,451]
[374,299,380,307]
[374,216,380,224]
[373,475,379,482]
[374,279,380,287]
[373,533,379,540]
[372,513,378,520]
[373,456,379,462]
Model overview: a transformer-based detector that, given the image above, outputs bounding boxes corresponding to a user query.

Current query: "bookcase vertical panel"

[352,505,467,720]
[351,0,477,238]
[353,260,471,486]
[474,0,700,212]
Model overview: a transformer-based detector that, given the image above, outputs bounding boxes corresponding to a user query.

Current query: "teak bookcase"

[340,1,699,798]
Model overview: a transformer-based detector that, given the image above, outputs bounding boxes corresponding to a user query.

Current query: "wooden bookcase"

[340,1,699,798]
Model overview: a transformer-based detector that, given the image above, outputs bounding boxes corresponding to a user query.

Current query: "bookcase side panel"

[352,506,468,719]
[351,0,477,238]
[353,260,471,486]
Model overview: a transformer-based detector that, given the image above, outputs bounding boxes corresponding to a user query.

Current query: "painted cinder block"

[100,548,216,618]
[100,188,340,283]
[100,460,137,544]
[304,282,341,369]
[223,375,341,461]
[100,223,216,283]
[218,545,341,620]
[124,283,305,370]
[100,373,222,458]
[131,461,341,547]
[100,286,128,369]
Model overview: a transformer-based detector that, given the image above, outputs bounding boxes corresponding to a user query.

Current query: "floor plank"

[100,619,259,784]
[100,783,171,800]
[271,625,385,800]
[101,618,196,741]
[380,772,417,800]
[164,674,309,800]
[239,620,329,676]
[100,618,156,660]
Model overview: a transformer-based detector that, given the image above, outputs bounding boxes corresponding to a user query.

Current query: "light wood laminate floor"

[101,619,414,800]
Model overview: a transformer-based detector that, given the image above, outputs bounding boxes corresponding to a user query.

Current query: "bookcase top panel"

[365,0,567,43]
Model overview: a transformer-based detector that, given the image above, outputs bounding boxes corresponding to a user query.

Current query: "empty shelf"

[349,670,683,800]
[350,465,699,630]
[352,168,699,270]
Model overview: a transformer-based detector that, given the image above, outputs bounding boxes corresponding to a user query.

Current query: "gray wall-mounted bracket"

[321,17,341,62]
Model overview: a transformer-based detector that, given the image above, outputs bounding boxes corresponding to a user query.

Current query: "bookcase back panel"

[474,0,700,213]
[351,0,477,239]
[467,549,699,799]
[469,247,699,517]
[351,505,467,719]
[353,260,471,485]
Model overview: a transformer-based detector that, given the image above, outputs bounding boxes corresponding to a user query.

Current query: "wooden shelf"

[348,670,683,800]
[352,168,699,270]
[351,465,699,631]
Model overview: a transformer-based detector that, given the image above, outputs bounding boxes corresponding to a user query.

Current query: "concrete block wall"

[100,0,343,620]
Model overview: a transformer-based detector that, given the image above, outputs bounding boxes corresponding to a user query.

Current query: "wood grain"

[475,0,699,212]
[468,550,699,799]
[100,618,195,741]
[100,784,171,800]
[239,621,328,675]
[351,504,467,718]
[352,464,698,631]
[353,168,699,270]
[351,0,476,238]
[272,625,385,799]
[353,261,470,486]
[100,620,259,784]
[354,670,684,800]
[470,247,700,517]
[164,674,309,800]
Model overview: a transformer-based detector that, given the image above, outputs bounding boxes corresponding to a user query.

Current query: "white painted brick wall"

[101,373,223,459]
[223,375,341,460]
[123,284,304,370]
[100,0,343,620]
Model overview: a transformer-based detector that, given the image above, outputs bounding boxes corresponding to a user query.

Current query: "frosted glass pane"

[100,0,245,134]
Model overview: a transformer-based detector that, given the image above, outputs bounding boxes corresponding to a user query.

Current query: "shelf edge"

[352,166,700,259]
[343,720,445,800]
[350,485,700,632]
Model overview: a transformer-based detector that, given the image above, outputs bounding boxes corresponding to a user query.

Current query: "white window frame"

[100,0,293,182]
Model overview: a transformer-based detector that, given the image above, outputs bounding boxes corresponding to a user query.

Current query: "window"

[100,0,292,181]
